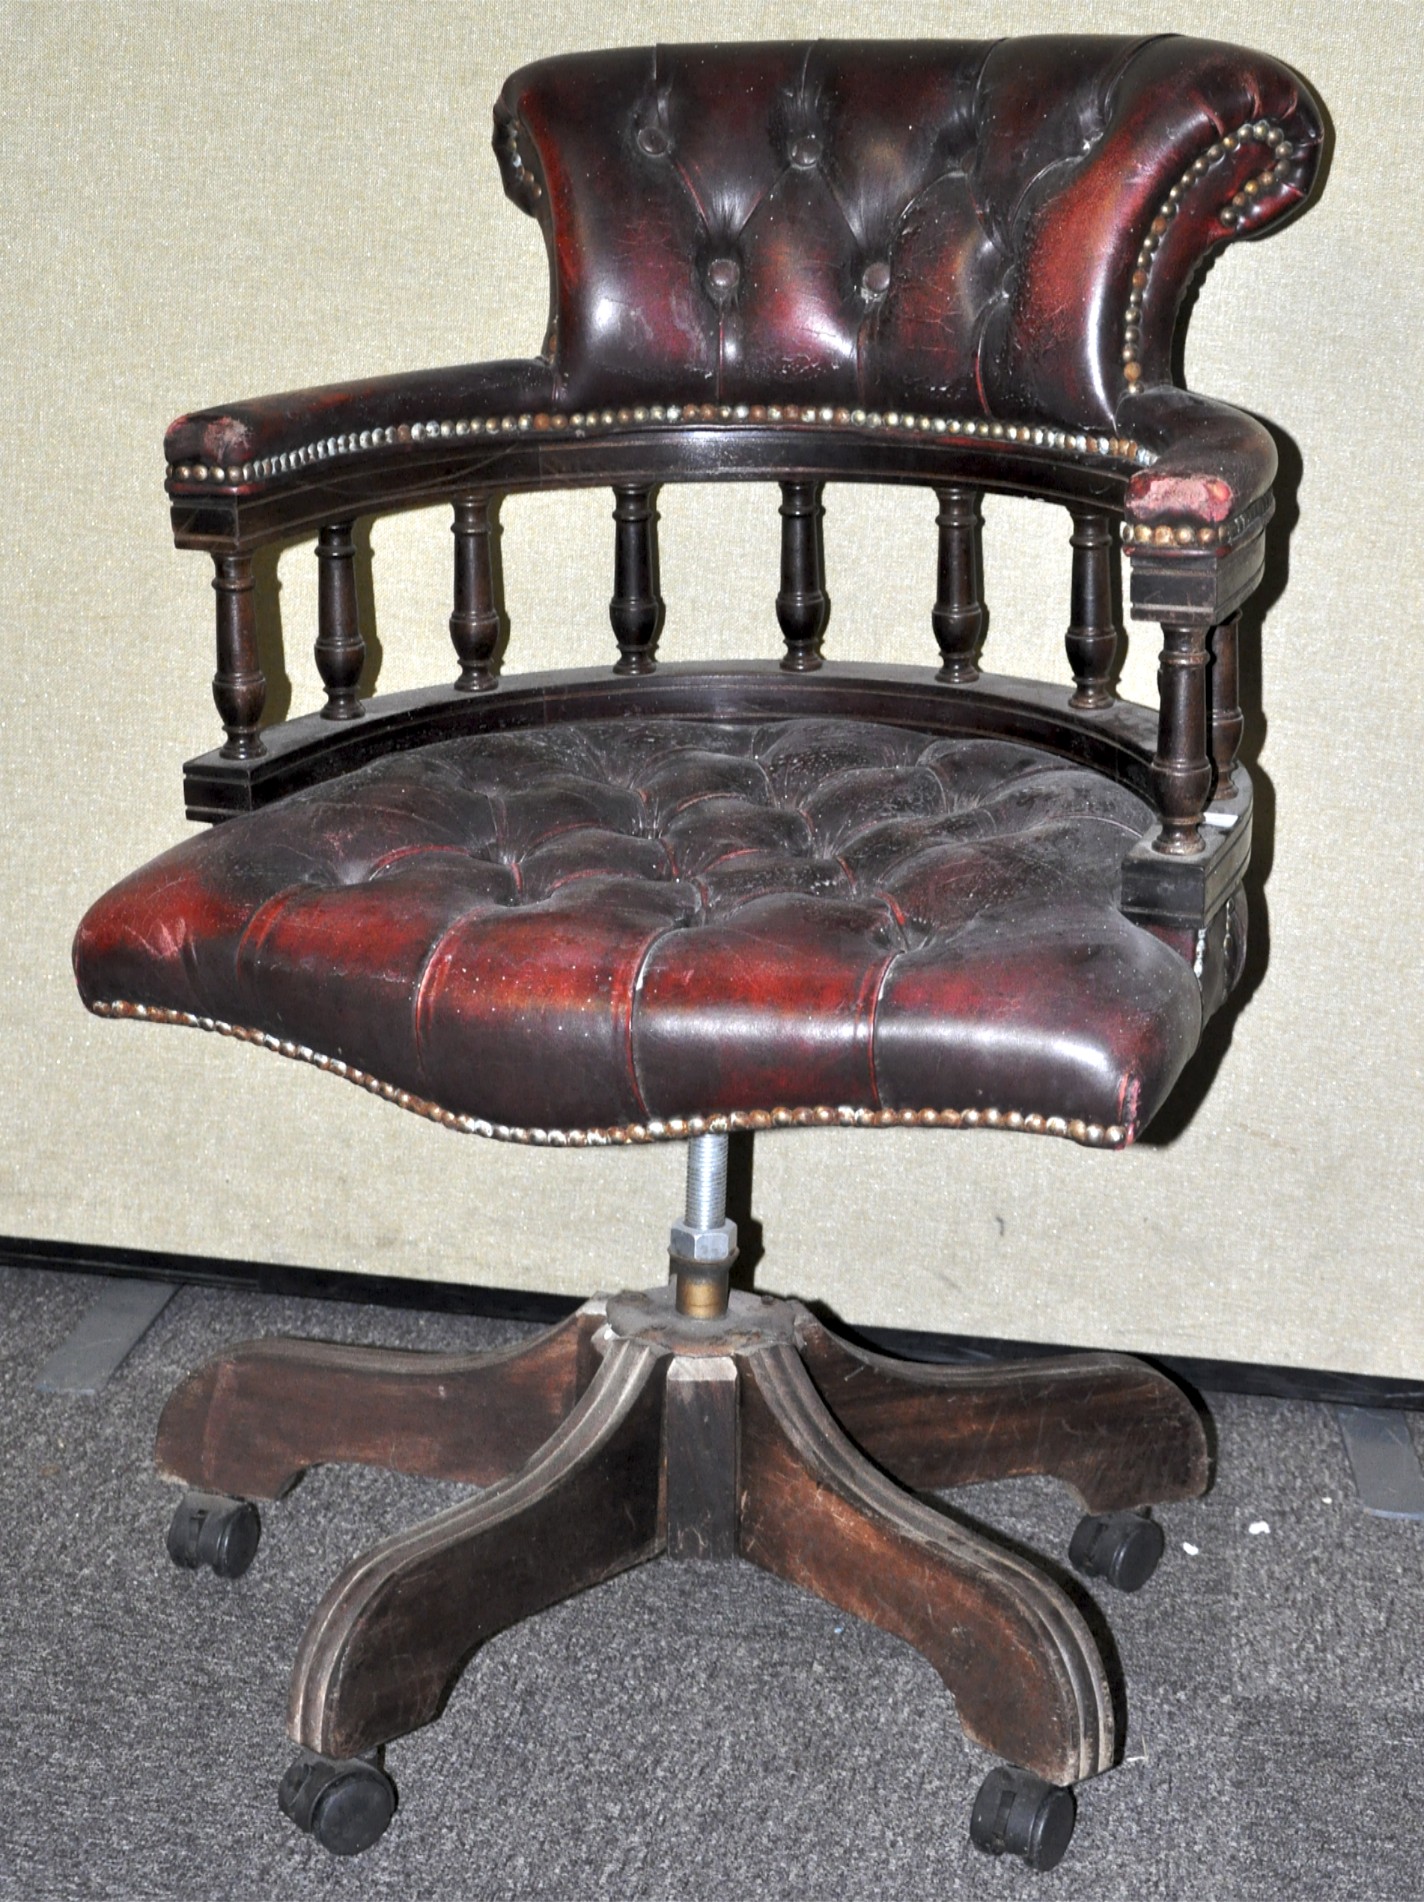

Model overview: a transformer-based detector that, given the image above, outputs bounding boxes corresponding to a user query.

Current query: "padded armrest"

[164,358,554,481]
[1117,387,1277,540]
[163,36,1320,547]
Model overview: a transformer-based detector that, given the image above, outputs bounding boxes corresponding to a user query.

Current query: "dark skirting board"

[4,1232,1419,1412]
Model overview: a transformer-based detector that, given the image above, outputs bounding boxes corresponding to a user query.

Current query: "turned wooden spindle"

[450,494,502,692]
[211,552,266,760]
[1064,509,1119,708]
[931,486,984,682]
[609,485,664,675]
[1208,612,1244,796]
[314,521,365,720]
[1150,623,1212,855]
[777,480,829,672]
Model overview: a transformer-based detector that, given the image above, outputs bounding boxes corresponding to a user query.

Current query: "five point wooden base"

[156,1287,1209,1856]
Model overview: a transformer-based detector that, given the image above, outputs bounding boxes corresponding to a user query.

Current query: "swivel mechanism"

[668,1132,738,1318]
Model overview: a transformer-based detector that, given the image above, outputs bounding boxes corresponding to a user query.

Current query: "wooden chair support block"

[796,1317,1209,1510]
[154,1308,603,1498]
[287,1332,668,1760]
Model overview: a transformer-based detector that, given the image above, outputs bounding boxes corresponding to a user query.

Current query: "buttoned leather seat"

[76,717,1209,1144]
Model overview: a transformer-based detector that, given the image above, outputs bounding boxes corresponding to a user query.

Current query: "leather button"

[636,124,670,158]
[789,133,821,168]
[706,256,740,295]
[861,260,891,297]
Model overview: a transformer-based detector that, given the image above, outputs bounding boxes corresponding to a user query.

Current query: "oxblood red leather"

[166,37,1321,534]
[164,360,553,473]
[494,37,1319,435]
[74,719,1208,1141]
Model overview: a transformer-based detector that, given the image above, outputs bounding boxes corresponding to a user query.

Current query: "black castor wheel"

[166,1491,261,1579]
[1069,1509,1165,1593]
[279,1753,397,1856]
[970,1765,1076,1871]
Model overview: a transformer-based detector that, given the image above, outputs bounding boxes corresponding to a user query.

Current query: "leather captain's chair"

[74,37,1322,1871]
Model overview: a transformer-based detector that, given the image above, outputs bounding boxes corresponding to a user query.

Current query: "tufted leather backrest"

[494,37,1320,430]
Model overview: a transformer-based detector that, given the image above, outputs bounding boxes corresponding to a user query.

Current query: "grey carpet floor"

[2,1263,1422,1901]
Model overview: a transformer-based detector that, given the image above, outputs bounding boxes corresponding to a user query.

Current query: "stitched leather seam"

[87,999,1130,1149]
[863,943,904,1112]
[622,917,688,1123]
[231,882,318,998]
[407,897,516,1085]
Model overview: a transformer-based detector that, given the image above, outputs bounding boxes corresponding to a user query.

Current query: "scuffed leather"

[1119,387,1278,526]
[75,720,1207,1140]
[164,359,554,470]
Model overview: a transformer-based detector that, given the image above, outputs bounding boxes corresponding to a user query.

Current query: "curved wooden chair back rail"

[194,468,1251,913]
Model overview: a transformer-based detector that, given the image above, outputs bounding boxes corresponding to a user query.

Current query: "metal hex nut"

[668,1218,738,1263]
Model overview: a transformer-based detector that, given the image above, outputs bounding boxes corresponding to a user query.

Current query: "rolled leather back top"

[494,36,1321,427]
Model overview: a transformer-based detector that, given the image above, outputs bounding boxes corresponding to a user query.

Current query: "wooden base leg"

[737,1341,1114,1786]
[287,1334,668,1760]
[155,1305,604,1500]
[796,1316,1209,1512]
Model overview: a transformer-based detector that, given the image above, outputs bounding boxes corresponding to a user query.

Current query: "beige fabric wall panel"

[3,2,1420,1373]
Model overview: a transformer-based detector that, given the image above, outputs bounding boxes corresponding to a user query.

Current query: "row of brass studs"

[1124,517,1238,549]
[1122,488,1272,551]
[1123,118,1295,386]
[89,1001,1130,1149]
[168,404,1155,487]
